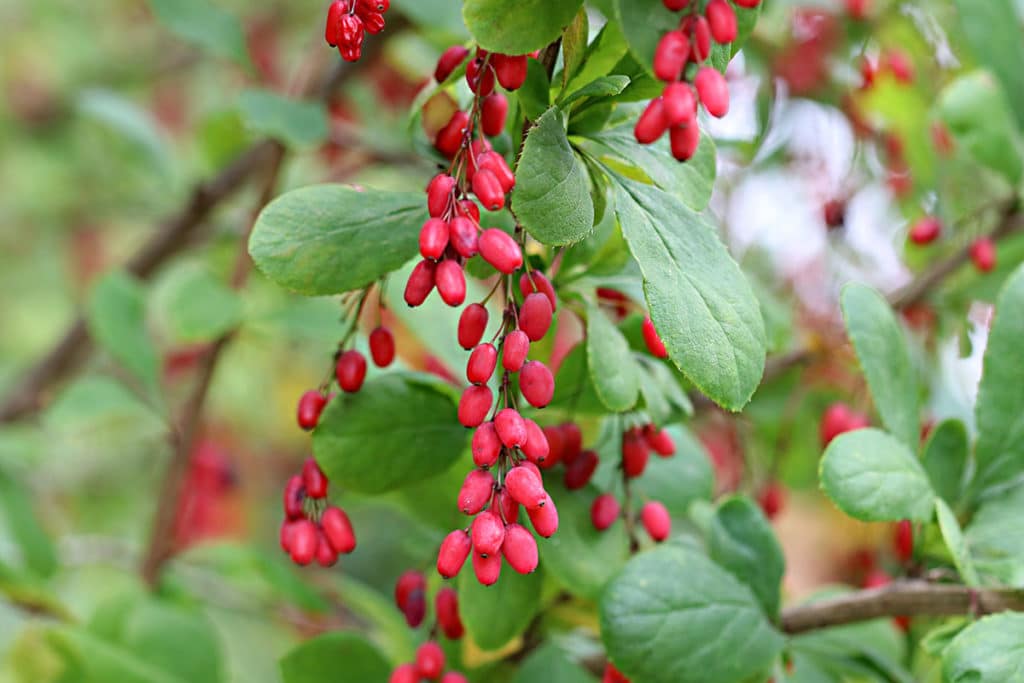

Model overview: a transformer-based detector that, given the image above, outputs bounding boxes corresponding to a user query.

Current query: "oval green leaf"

[708,496,785,617]
[935,499,980,587]
[586,302,640,412]
[922,419,968,505]
[86,271,160,397]
[458,562,543,651]
[601,545,783,683]
[249,184,426,296]
[280,632,390,683]
[943,612,1024,683]
[820,428,935,522]
[463,0,583,54]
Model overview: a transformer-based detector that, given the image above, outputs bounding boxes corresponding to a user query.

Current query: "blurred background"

[1,0,1022,680]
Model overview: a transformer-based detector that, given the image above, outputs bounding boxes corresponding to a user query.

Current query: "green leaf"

[938,71,1024,185]
[563,21,629,96]
[462,0,584,54]
[513,644,594,683]
[458,562,543,651]
[150,263,243,344]
[579,122,716,211]
[237,89,328,148]
[840,283,919,448]
[585,302,640,412]
[313,375,467,493]
[921,618,969,657]
[922,419,969,505]
[44,376,165,437]
[540,481,630,600]
[519,59,553,123]
[513,107,594,246]
[560,9,589,90]
[549,343,608,415]
[86,271,160,396]
[76,90,172,174]
[0,469,57,578]
[561,75,631,108]
[935,499,980,587]
[708,496,785,617]
[971,264,1024,498]
[820,428,935,522]
[250,184,426,296]
[600,545,784,683]
[952,0,1024,129]
[965,487,1024,587]
[280,633,390,683]
[147,0,249,65]
[614,0,686,79]
[633,426,714,516]
[612,179,765,411]
[943,612,1024,683]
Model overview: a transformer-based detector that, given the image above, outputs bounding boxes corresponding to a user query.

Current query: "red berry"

[435,112,469,159]
[502,330,530,372]
[518,271,557,311]
[458,304,489,350]
[603,661,631,683]
[662,82,697,127]
[520,418,550,464]
[441,673,469,683]
[435,587,464,639]
[471,510,506,556]
[564,449,599,490]
[757,482,785,520]
[970,238,996,273]
[405,259,437,307]
[494,486,520,524]
[481,93,509,136]
[297,391,328,431]
[435,260,467,307]
[419,218,450,260]
[641,501,671,542]
[894,519,913,562]
[520,293,553,342]
[438,530,472,578]
[505,465,547,509]
[448,216,479,258]
[362,11,385,34]
[909,217,941,245]
[427,173,456,218]
[635,98,668,144]
[472,549,502,585]
[493,53,528,90]
[706,0,738,43]
[472,168,506,211]
[478,228,523,274]
[502,523,539,574]
[390,663,418,683]
[561,423,583,463]
[289,520,318,565]
[435,45,470,82]
[283,474,305,519]
[527,494,559,537]
[325,0,346,46]
[494,408,528,448]
[395,570,426,610]
[472,421,502,468]
[733,0,761,6]
[466,56,496,95]
[478,152,516,193]
[663,0,690,8]
[886,50,914,83]
[591,494,621,531]
[653,31,689,82]
[685,16,712,62]
[458,385,493,427]
[355,0,389,13]
[467,343,498,384]
[315,530,339,567]
[369,326,395,367]
[643,425,676,456]
[321,506,357,554]
[336,350,367,392]
[520,361,554,409]
[642,316,668,358]
[820,402,870,446]
[695,67,729,118]
[302,458,329,499]
[824,199,846,228]
[669,123,701,161]
[458,199,481,223]
[339,14,363,43]
[415,641,445,680]
[540,425,565,468]
[458,469,495,514]
[622,431,650,479]
[280,519,296,553]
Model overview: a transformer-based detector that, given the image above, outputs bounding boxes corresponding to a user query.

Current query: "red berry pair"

[591,495,671,541]
[393,571,465,638]
[280,459,356,567]
[389,641,466,683]
[324,0,390,62]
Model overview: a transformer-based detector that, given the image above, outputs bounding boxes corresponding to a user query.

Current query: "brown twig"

[780,580,1024,634]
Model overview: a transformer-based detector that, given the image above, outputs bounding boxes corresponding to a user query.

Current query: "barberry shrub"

[5,0,1024,682]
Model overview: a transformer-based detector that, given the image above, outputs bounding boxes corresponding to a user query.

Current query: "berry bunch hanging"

[634,0,761,161]
[279,458,356,567]
[324,0,391,62]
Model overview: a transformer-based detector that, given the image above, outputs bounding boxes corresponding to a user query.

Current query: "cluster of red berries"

[819,401,871,447]
[634,0,761,161]
[394,571,465,638]
[279,458,356,567]
[389,641,466,683]
[324,0,390,62]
